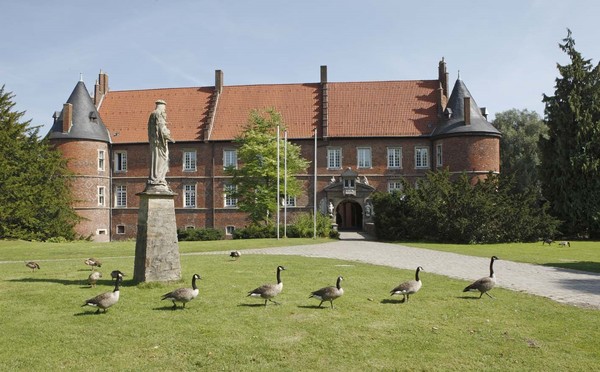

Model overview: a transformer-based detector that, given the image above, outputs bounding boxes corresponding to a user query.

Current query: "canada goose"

[390,266,423,303]
[542,238,553,245]
[230,251,241,260]
[84,258,102,270]
[248,266,286,306]
[111,270,126,281]
[309,276,344,309]
[161,274,201,309]
[558,241,571,247]
[88,271,102,288]
[82,273,122,313]
[25,261,40,272]
[463,256,499,299]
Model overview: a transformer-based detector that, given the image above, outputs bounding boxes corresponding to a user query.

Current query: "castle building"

[47,59,500,241]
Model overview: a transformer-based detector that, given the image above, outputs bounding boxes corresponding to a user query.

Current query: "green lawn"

[1,239,599,370]
[400,240,600,273]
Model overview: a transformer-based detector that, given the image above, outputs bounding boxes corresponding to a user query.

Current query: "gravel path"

[214,236,600,310]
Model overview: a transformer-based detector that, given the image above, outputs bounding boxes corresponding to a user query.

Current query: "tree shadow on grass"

[543,261,600,274]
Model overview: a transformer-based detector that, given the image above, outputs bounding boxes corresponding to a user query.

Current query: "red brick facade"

[48,60,501,241]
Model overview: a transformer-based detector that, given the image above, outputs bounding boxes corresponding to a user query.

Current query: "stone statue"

[328,202,334,216]
[147,100,175,190]
[363,176,369,185]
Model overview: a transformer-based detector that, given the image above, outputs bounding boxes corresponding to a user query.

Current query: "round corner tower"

[47,80,111,241]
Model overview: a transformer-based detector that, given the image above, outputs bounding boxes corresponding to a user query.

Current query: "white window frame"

[98,150,105,171]
[327,148,342,169]
[98,186,105,206]
[224,184,237,207]
[357,147,372,169]
[226,225,235,236]
[388,181,403,193]
[284,195,296,207]
[96,229,107,236]
[114,151,127,172]
[436,144,443,167]
[184,184,196,208]
[415,146,429,169]
[387,147,402,169]
[116,225,125,235]
[224,149,238,169]
[115,185,127,208]
[183,150,197,172]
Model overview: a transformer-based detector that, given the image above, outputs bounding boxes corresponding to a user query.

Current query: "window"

[183,151,197,171]
[387,147,402,168]
[98,186,105,206]
[97,229,107,235]
[116,225,125,235]
[415,147,429,169]
[224,149,238,169]
[226,225,235,236]
[114,151,127,172]
[98,150,105,171]
[436,144,443,167]
[283,195,296,207]
[327,148,341,169]
[224,184,237,207]
[388,181,403,193]
[115,185,127,207]
[357,147,372,168]
[184,184,196,208]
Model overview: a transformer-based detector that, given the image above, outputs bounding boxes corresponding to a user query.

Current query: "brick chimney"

[464,97,471,125]
[62,103,73,133]
[215,70,224,94]
[438,58,448,98]
[320,65,328,138]
[94,70,109,106]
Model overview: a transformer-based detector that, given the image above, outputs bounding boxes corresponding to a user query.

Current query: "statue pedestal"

[134,188,181,283]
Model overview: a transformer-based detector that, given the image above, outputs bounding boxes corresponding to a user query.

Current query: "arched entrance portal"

[335,200,363,230]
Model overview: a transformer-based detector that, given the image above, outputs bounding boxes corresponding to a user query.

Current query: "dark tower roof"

[432,79,501,138]
[47,81,111,142]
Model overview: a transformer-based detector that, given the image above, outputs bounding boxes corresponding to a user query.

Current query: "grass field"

[1,239,599,370]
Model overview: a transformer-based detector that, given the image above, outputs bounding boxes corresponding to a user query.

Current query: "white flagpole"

[276,125,280,240]
[313,127,317,239]
[284,130,288,238]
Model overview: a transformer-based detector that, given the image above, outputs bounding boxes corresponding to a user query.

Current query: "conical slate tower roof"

[47,81,111,142]
[432,79,501,138]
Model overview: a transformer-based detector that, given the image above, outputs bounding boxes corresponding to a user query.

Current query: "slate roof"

[432,79,501,138]
[47,81,111,142]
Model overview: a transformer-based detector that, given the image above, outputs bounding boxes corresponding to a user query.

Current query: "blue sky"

[2,1,600,135]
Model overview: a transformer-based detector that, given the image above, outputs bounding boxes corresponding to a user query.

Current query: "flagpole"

[313,127,317,239]
[277,125,280,240]
[284,129,288,238]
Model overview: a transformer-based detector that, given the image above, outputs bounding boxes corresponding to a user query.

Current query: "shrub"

[177,227,224,241]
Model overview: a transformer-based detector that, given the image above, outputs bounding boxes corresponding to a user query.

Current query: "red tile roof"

[98,79,440,144]
[327,80,439,137]
[98,87,213,144]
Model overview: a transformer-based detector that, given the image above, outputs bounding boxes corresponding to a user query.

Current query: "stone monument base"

[134,187,181,283]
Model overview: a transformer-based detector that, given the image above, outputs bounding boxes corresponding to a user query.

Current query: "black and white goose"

[161,274,201,309]
[25,261,40,272]
[309,275,344,309]
[84,258,102,270]
[82,273,122,313]
[229,251,241,260]
[463,256,499,299]
[111,270,126,281]
[390,266,423,303]
[248,266,286,306]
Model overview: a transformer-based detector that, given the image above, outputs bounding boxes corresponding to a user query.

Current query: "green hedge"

[177,227,224,241]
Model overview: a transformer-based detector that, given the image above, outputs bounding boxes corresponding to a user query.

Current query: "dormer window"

[444,107,453,119]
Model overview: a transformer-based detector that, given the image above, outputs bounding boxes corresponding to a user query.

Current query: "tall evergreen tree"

[540,30,600,238]
[493,109,546,193]
[0,86,80,240]
[225,108,309,226]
